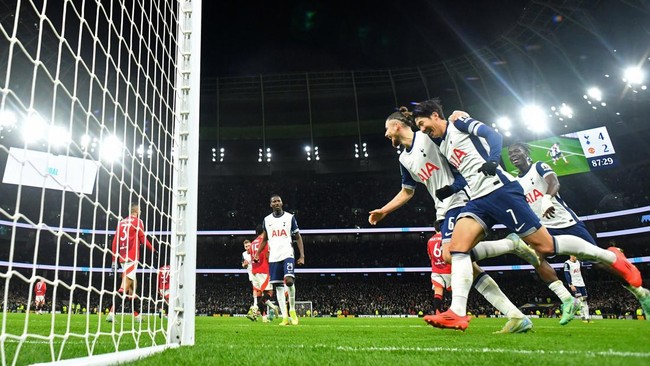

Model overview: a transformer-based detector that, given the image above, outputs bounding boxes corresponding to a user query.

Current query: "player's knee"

[285,278,294,287]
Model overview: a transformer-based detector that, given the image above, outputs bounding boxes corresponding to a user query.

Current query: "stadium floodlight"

[80,133,91,149]
[559,103,573,118]
[22,113,47,144]
[0,110,17,128]
[304,146,311,152]
[520,105,547,132]
[587,87,602,101]
[496,116,511,130]
[623,66,644,85]
[48,125,72,148]
[99,135,123,163]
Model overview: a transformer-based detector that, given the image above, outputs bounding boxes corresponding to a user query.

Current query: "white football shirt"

[399,131,469,221]
[437,117,514,199]
[263,211,299,262]
[564,259,585,287]
[514,161,579,229]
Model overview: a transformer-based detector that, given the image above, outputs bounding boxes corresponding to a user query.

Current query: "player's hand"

[477,161,499,176]
[242,260,250,267]
[449,110,470,122]
[435,185,455,201]
[368,209,386,225]
[297,257,305,266]
[541,194,555,219]
[570,285,576,292]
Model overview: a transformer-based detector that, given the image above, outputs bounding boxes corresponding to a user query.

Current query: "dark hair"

[270,194,281,201]
[386,106,415,128]
[412,98,445,120]
[509,141,531,155]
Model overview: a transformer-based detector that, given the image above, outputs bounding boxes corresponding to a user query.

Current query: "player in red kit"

[427,233,451,314]
[157,265,170,317]
[249,226,279,323]
[34,279,47,315]
[107,203,155,323]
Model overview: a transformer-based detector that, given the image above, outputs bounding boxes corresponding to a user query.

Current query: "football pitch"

[5,314,647,365]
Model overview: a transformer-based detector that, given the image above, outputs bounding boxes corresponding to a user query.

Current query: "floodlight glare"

[99,135,123,162]
[304,146,311,152]
[48,125,71,148]
[587,87,602,101]
[23,113,47,144]
[520,105,547,132]
[559,104,573,118]
[496,117,511,130]
[80,134,91,148]
[0,110,17,127]
[623,66,644,85]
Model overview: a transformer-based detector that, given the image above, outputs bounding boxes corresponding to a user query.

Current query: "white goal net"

[0,0,200,365]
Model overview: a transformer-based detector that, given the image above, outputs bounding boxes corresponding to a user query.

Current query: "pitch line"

[325,345,650,358]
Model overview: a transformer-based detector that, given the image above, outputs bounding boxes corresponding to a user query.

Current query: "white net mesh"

[0,0,193,364]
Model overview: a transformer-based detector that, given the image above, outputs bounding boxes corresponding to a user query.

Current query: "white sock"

[287,284,296,311]
[265,299,275,309]
[449,253,473,316]
[253,296,258,307]
[276,286,288,318]
[548,280,573,302]
[474,273,524,319]
[471,238,515,261]
[554,235,616,264]
[581,298,590,320]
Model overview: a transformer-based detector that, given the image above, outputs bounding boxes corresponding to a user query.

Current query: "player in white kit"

[242,240,257,321]
[254,194,305,326]
[368,108,538,333]
[564,256,590,322]
[508,141,650,320]
[411,99,641,331]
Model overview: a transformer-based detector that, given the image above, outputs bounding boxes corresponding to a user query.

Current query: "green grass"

[501,136,590,177]
[4,315,650,365]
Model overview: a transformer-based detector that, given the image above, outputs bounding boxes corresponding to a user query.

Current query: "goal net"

[295,301,313,317]
[0,0,200,365]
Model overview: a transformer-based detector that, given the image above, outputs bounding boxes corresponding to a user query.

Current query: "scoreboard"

[575,126,619,171]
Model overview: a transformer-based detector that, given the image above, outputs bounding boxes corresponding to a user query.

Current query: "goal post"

[0,0,200,364]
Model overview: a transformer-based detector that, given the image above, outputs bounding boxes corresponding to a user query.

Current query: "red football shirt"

[249,234,269,275]
[111,214,154,263]
[427,232,451,274]
[158,265,170,292]
[34,281,46,296]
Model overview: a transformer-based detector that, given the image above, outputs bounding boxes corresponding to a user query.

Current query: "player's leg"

[269,261,289,325]
[471,233,540,266]
[471,264,532,333]
[425,216,484,331]
[432,284,444,314]
[284,258,299,325]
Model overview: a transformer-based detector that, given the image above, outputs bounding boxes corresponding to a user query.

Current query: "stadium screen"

[500,126,618,177]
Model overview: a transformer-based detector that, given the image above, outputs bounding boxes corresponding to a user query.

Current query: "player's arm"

[111,227,118,266]
[253,228,267,261]
[435,163,468,201]
[537,162,560,218]
[369,163,416,225]
[138,220,156,252]
[563,262,575,290]
[295,232,305,265]
[241,253,249,268]
[453,117,503,176]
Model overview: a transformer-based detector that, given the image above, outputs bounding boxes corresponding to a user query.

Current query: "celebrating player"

[564,256,591,322]
[369,108,537,333]
[249,225,280,323]
[508,141,650,320]
[253,194,305,326]
[34,279,47,315]
[411,99,641,331]
[108,203,156,323]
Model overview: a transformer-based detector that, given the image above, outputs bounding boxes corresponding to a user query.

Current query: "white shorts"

[251,273,272,292]
[35,296,45,304]
[121,261,137,280]
[431,273,451,291]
